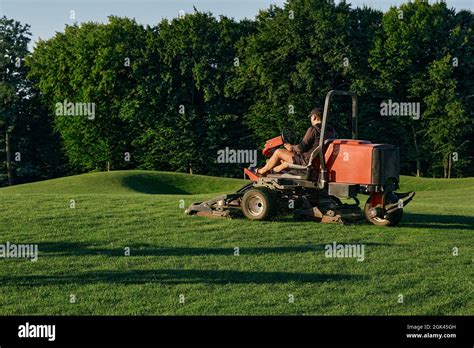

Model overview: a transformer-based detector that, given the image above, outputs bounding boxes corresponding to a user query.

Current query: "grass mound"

[399,176,474,192]
[0,170,247,195]
[3,170,473,196]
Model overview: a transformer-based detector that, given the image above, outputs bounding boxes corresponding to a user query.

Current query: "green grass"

[0,170,472,315]
[0,170,245,195]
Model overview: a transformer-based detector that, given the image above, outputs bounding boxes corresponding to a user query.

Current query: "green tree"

[28,16,147,172]
[133,11,254,175]
[451,10,474,176]
[22,2,473,180]
[0,16,31,185]
[368,0,471,177]
[423,55,470,178]
[0,16,64,186]
[29,13,253,176]
[228,0,381,147]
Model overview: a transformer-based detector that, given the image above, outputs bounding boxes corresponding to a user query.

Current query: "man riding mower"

[186,90,415,226]
[254,107,335,177]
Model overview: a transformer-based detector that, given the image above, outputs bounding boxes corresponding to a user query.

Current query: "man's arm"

[291,127,314,153]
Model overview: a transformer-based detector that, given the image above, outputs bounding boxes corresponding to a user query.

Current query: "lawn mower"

[186,90,415,226]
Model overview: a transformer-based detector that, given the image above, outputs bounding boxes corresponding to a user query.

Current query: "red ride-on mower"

[186,90,415,226]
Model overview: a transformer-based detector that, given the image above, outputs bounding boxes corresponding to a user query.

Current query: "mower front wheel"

[241,188,276,221]
[364,200,403,226]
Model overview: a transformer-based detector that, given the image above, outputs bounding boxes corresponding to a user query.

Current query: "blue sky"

[1,0,472,47]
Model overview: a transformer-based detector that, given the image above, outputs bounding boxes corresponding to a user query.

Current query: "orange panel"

[325,140,376,185]
[243,168,259,182]
[262,136,283,157]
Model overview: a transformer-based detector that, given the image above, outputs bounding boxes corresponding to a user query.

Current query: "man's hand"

[284,143,293,152]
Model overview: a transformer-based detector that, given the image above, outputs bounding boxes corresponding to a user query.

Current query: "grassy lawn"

[0,170,472,315]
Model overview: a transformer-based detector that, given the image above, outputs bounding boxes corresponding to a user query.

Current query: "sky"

[1,0,473,48]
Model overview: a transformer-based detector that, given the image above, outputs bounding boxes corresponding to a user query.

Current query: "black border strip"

[0,316,471,346]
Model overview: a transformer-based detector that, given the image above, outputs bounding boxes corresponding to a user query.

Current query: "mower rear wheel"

[364,200,403,226]
[241,188,276,221]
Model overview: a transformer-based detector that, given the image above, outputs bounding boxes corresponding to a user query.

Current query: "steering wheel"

[281,127,299,144]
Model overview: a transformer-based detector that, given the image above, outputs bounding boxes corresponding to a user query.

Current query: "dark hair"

[308,107,323,119]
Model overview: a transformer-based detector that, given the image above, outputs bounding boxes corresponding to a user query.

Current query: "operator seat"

[266,139,334,181]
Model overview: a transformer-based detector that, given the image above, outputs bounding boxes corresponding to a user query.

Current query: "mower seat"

[267,139,334,180]
[266,172,308,180]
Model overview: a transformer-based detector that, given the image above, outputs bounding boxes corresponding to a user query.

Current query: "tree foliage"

[28,17,147,171]
[0,0,471,185]
[367,0,473,177]
[0,16,63,185]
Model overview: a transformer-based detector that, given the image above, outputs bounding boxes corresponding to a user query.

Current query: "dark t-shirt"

[292,124,336,165]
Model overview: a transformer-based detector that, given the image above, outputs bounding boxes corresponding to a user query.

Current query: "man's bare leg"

[258,148,294,175]
[273,161,290,173]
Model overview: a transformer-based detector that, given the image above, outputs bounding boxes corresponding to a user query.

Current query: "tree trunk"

[448,152,452,179]
[443,154,448,179]
[5,128,14,185]
[410,124,421,177]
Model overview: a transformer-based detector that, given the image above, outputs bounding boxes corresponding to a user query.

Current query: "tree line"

[1,0,473,186]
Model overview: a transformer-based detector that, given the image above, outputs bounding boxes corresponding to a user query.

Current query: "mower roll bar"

[318,90,358,189]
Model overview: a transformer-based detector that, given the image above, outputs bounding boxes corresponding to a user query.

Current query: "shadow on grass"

[402,213,474,231]
[121,174,190,195]
[34,242,387,257]
[0,269,365,286]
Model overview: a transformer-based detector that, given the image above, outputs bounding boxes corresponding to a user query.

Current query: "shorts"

[292,153,309,166]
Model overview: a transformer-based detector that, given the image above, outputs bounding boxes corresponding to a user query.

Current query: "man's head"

[308,107,323,126]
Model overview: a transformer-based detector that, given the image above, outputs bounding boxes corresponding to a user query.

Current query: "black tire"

[241,188,276,221]
[364,199,403,227]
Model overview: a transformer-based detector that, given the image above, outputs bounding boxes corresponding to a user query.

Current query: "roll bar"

[318,90,358,189]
